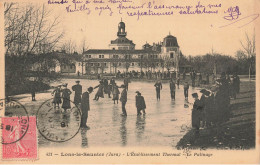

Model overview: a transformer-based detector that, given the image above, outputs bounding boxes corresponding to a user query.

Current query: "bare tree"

[5,3,63,56]
[60,39,77,54]
[240,30,256,81]
[5,3,64,84]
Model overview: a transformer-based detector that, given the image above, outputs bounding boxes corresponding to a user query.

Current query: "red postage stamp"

[2,116,37,159]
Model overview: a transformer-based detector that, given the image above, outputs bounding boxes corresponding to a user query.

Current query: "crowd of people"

[114,70,178,80]
[189,72,241,135]
[50,77,144,129]
[48,71,240,134]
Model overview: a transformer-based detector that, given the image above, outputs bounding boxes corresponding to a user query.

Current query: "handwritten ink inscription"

[47,0,259,27]
[224,6,241,20]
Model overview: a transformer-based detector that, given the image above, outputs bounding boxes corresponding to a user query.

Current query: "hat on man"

[192,93,198,98]
[62,83,68,87]
[121,84,125,88]
[200,89,207,93]
[76,80,80,83]
[88,87,93,93]
[135,91,140,94]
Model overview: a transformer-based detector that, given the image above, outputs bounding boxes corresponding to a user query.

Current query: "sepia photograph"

[0,0,259,164]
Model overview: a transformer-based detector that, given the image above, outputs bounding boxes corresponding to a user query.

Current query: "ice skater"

[170,79,176,100]
[184,81,189,100]
[120,85,127,116]
[52,85,62,110]
[80,87,93,130]
[135,91,146,115]
[61,83,72,112]
[72,80,82,106]
[154,80,162,101]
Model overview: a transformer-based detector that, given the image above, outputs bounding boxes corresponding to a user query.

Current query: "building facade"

[61,20,181,75]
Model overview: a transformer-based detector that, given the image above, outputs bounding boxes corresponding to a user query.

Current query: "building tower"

[117,18,127,37]
[160,32,180,74]
[109,19,135,50]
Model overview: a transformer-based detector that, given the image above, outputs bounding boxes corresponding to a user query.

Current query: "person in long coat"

[52,85,62,110]
[233,74,240,97]
[135,91,146,115]
[81,87,93,129]
[31,81,36,101]
[170,80,176,100]
[120,85,127,116]
[62,84,72,112]
[154,80,162,101]
[103,78,109,94]
[191,93,203,135]
[199,89,207,128]
[72,80,82,106]
[124,77,129,91]
[184,81,189,100]
[93,81,104,101]
[204,90,213,127]
[112,83,120,104]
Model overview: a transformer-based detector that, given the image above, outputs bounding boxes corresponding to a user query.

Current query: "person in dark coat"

[154,80,162,101]
[169,79,176,100]
[233,74,240,98]
[107,83,112,98]
[124,76,129,91]
[184,81,189,100]
[199,89,207,128]
[103,78,109,94]
[204,90,212,127]
[80,87,93,129]
[112,83,120,104]
[52,85,62,110]
[110,77,116,86]
[93,81,104,101]
[72,80,82,106]
[62,83,72,112]
[120,85,127,116]
[191,93,203,136]
[31,84,36,101]
[215,72,230,123]
[135,91,146,115]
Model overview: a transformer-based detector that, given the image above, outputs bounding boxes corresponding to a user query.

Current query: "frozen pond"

[12,79,199,148]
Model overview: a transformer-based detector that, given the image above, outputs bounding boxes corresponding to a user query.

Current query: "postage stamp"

[36,98,81,142]
[2,116,37,159]
[1,99,29,144]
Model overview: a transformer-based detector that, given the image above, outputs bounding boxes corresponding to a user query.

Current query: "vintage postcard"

[0,0,259,164]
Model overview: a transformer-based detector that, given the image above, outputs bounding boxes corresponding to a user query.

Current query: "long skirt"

[53,96,61,104]
[62,98,71,109]
[113,94,119,100]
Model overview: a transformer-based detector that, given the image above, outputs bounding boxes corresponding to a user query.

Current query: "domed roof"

[163,34,179,47]
[118,21,125,28]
